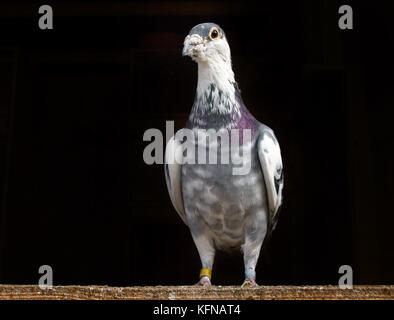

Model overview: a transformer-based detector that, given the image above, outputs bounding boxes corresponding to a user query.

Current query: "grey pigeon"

[164,23,283,286]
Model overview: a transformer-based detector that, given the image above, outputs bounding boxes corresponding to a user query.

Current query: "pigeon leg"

[241,246,260,286]
[241,211,268,287]
[189,230,215,286]
[241,240,261,287]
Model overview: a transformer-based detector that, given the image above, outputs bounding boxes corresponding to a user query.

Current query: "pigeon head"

[183,23,243,128]
[182,23,231,65]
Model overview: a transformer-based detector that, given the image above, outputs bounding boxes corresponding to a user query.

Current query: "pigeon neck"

[187,59,244,129]
[196,60,235,99]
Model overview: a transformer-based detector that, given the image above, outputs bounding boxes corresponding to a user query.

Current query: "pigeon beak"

[182,44,189,57]
[182,34,205,57]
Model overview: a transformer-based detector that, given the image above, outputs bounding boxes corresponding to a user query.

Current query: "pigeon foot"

[194,276,211,286]
[241,278,258,287]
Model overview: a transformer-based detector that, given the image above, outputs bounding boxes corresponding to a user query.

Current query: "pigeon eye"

[210,28,219,40]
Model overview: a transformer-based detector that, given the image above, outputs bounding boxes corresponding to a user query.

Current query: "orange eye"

[209,28,219,40]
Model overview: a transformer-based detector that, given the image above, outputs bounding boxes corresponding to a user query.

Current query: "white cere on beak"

[182,34,206,57]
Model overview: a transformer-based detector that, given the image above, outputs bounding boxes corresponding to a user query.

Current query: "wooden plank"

[0,285,393,300]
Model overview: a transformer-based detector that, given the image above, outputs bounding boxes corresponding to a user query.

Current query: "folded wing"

[257,127,284,231]
[164,137,187,225]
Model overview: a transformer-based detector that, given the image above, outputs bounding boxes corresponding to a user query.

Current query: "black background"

[0,0,393,286]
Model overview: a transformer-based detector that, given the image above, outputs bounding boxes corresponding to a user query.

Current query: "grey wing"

[164,136,187,225]
[257,126,284,231]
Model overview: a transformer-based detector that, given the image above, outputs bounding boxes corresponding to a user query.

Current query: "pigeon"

[164,23,283,286]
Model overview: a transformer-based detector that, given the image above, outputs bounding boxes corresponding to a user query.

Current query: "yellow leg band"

[199,268,212,279]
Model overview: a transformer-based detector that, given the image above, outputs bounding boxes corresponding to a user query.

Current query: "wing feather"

[257,127,284,231]
[164,137,187,225]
